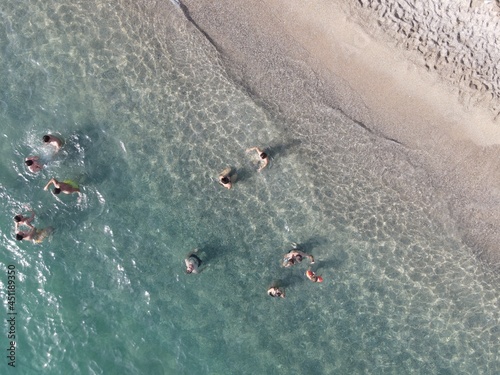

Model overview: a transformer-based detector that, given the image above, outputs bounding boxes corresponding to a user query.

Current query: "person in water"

[218,167,236,189]
[282,243,315,268]
[185,249,203,274]
[305,269,324,283]
[16,226,53,244]
[44,178,80,195]
[246,146,269,171]
[14,210,35,231]
[42,134,63,153]
[25,156,43,173]
[267,286,285,298]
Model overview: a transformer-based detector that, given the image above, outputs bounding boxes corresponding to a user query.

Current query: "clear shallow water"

[1,0,500,374]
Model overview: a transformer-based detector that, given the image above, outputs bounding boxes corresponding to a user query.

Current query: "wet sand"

[179,0,500,265]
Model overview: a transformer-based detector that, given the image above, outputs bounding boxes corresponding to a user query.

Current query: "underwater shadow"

[274,273,305,289]
[199,243,232,266]
[233,166,254,184]
[267,138,302,159]
[292,236,329,254]
[313,247,349,272]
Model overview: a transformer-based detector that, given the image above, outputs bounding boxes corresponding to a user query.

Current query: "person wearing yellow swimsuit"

[44,178,80,195]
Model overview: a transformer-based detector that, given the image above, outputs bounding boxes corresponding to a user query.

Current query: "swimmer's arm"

[298,251,315,263]
[246,147,258,153]
[44,178,57,191]
[258,158,269,171]
[51,137,63,151]
[196,265,207,274]
[26,211,35,227]
[281,254,290,266]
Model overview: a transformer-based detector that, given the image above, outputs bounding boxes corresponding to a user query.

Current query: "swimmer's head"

[53,188,61,195]
[260,152,267,159]
[14,215,22,222]
[221,176,230,184]
[43,135,50,143]
[25,160,34,166]
[295,254,303,262]
[15,233,24,241]
[268,288,278,297]
[276,289,285,298]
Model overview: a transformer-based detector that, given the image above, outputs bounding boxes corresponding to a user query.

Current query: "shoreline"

[180,0,500,265]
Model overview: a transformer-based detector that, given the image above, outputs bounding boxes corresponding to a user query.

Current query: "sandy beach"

[180,0,500,265]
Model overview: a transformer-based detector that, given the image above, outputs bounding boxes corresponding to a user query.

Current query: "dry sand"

[347,0,500,122]
[179,0,500,265]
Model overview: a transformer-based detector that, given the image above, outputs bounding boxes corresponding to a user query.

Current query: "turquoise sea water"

[1,0,500,374]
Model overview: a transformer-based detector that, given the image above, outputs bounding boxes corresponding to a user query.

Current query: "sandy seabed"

[178,0,500,265]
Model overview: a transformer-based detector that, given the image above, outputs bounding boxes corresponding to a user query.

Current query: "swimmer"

[185,249,203,274]
[218,167,236,189]
[267,286,285,298]
[15,226,53,244]
[42,134,63,152]
[282,243,315,268]
[25,156,43,173]
[15,227,36,242]
[306,270,323,283]
[246,146,269,171]
[44,178,80,195]
[14,210,35,231]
